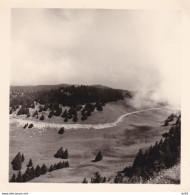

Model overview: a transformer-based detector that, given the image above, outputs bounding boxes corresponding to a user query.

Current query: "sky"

[11,9,181,107]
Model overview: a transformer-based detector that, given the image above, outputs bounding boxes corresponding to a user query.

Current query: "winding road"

[10,107,170,130]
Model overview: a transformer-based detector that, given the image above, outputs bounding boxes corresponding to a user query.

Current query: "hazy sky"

[11,9,181,106]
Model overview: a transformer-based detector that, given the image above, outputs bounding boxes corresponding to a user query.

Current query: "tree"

[94,151,103,162]
[28,124,33,128]
[16,171,22,182]
[61,109,68,118]
[73,116,78,122]
[27,159,33,167]
[11,152,22,170]
[10,174,16,182]
[22,167,32,182]
[63,148,68,159]
[54,147,64,158]
[58,127,64,135]
[96,103,103,111]
[41,164,47,174]
[35,165,41,177]
[91,172,106,183]
[65,161,69,167]
[23,123,28,129]
[21,154,24,162]
[82,178,88,183]
[114,172,123,183]
[64,117,68,122]
[48,110,54,118]
[40,113,45,120]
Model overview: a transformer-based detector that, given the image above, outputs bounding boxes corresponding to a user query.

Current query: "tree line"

[117,113,181,183]
[10,85,125,109]
[10,156,69,182]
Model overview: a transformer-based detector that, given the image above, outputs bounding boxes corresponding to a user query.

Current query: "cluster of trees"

[23,123,33,129]
[10,85,125,113]
[11,152,24,170]
[54,147,68,159]
[119,114,181,182]
[17,106,29,116]
[82,172,108,183]
[163,113,178,126]
[10,160,69,182]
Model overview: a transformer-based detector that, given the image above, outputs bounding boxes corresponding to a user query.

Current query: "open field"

[9,101,173,183]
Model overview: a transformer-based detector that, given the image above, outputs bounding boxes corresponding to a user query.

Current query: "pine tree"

[23,123,28,129]
[28,124,33,128]
[40,113,44,120]
[41,164,47,174]
[82,178,88,183]
[58,127,64,134]
[94,151,103,162]
[63,149,68,159]
[54,147,64,158]
[16,171,22,182]
[21,154,24,162]
[35,165,41,177]
[10,174,16,182]
[27,159,33,167]
[11,152,22,170]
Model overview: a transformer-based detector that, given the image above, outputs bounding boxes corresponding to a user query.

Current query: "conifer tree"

[94,151,103,162]
[27,159,33,167]
[16,171,22,182]
[11,152,22,170]
[41,164,47,174]
[10,174,16,182]
[35,165,41,177]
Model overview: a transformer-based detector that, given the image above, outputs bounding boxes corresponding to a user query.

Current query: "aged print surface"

[9,9,181,183]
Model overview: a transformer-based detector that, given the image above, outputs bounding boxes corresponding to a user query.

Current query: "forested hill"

[10,84,132,109]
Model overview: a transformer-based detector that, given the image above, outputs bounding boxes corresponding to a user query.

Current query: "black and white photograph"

[9,8,181,184]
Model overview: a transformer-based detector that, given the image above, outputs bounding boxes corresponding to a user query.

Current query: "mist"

[11,9,181,108]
